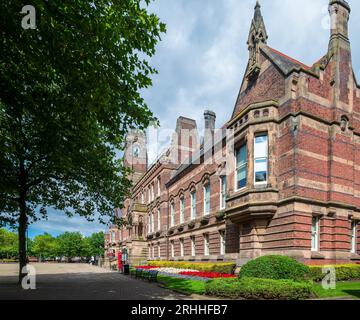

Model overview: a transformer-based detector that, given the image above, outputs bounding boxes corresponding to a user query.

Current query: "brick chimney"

[203,110,216,159]
[170,116,199,165]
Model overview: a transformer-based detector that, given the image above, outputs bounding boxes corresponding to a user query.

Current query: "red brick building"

[105,0,360,266]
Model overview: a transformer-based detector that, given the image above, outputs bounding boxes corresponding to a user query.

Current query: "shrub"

[148,261,236,274]
[205,277,313,300]
[239,255,310,281]
[309,264,360,282]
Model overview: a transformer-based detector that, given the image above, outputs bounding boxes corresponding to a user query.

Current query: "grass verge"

[312,281,360,299]
[157,274,206,295]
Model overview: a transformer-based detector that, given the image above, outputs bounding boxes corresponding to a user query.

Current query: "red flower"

[136,266,159,270]
[179,271,236,279]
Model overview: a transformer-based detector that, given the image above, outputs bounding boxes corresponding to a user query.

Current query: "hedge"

[147,261,236,274]
[309,264,360,282]
[239,255,310,281]
[205,277,313,300]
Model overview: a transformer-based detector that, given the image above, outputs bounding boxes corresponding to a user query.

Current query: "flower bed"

[179,271,236,279]
[148,261,236,274]
[135,265,160,270]
[134,265,235,281]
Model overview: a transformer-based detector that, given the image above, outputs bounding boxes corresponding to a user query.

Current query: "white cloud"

[145,0,360,136]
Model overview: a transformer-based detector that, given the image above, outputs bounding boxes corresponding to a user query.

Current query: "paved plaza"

[0,263,191,300]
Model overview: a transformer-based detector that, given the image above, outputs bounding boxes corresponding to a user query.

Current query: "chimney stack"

[204,110,216,133]
[203,110,216,158]
[328,0,351,49]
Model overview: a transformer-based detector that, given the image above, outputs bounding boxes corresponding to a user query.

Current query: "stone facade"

[105,0,360,266]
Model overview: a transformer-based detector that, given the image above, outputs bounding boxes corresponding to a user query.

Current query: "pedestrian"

[91,256,95,266]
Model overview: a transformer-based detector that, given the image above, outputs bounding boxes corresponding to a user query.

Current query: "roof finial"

[248,0,268,46]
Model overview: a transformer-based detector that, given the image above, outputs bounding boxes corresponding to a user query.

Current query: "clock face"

[133,146,140,158]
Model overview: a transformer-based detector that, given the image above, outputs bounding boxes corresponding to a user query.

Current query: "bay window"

[236,144,247,190]
[254,134,268,184]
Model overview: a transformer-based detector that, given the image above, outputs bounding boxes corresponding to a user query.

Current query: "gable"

[232,49,286,119]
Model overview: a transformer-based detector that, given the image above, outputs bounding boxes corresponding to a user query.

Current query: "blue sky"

[28,0,360,238]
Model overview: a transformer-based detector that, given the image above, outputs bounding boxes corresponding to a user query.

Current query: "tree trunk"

[18,193,28,285]
[18,158,28,286]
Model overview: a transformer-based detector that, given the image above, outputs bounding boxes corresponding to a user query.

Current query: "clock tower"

[124,130,148,185]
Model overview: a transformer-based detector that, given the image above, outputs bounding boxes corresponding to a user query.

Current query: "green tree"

[85,232,105,257]
[0,228,18,259]
[0,0,165,283]
[57,232,84,260]
[31,233,58,260]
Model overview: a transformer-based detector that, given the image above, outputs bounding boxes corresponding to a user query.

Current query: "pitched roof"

[261,46,311,75]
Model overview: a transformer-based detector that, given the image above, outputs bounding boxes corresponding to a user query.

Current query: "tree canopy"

[31,233,58,259]
[0,0,165,282]
[0,228,18,259]
[0,229,105,260]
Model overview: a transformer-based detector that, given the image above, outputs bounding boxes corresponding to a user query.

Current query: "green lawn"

[313,281,360,299]
[157,275,206,295]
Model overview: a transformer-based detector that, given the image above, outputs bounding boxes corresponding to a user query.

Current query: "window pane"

[311,217,319,251]
[221,177,226,209]
[204,185,211,214]
[237,166,247,189]
[191,192,196,218]
[254,135,268,158]
[255,158,267,183]
[237,145,247,166]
